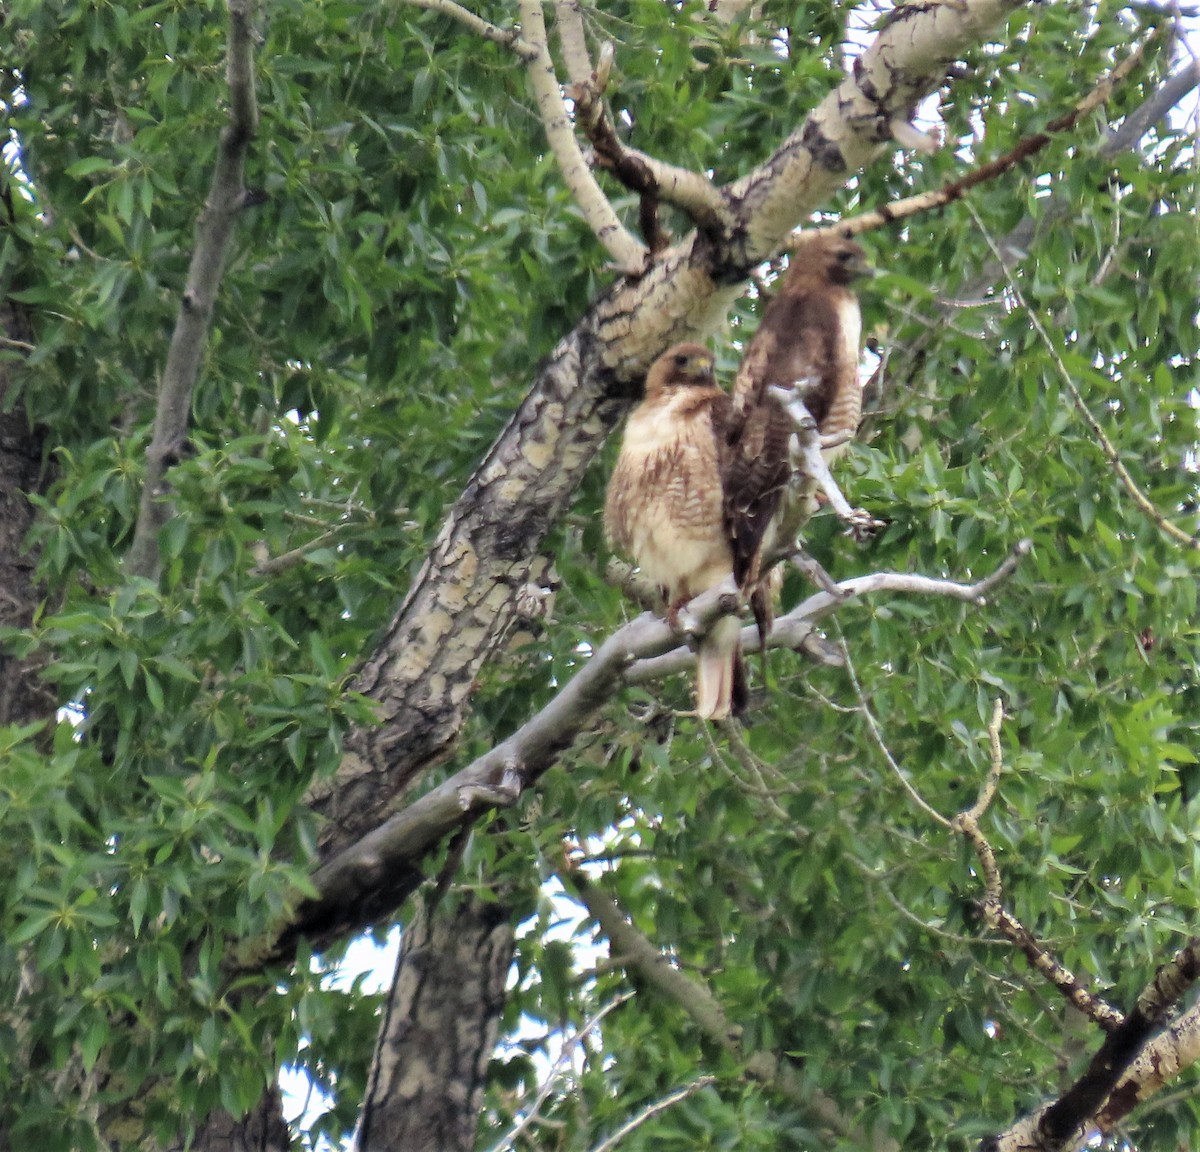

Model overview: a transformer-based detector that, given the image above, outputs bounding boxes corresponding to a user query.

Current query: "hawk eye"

[673,353,689,367]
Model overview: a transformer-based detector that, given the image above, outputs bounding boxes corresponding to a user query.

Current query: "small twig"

[586,1077,717,1152]
[839,636,953,829]
[564,867,873,1145]
[0,336,34,352]
[487,992,636,1152]
[250,526,348,577]
[847,854,1009,947]
[970,205,1200,552]
[700,722,791,820]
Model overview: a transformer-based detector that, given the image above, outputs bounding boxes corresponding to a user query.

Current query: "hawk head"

[644,343,716,397]
[820,234,874,286]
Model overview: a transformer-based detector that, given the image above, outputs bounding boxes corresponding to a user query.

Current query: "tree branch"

[824,31,1159,241]
[566,868,890,1149]
[247,541,1031,966]
[305,0,1033,885]
[124,0,259,579]
[404,0,537,58]
[985,937,1200,1151]
[566,44,731,239]
[951,703,1126,1032]
[1094,995,1200,1135]
[586,1077,717,1152]
[627,537,1032,687]
[517,0,649,274]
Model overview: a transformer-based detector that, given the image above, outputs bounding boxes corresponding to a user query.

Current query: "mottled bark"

[357,892,515,1152]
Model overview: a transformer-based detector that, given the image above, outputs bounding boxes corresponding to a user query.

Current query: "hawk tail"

[696,615,745,721]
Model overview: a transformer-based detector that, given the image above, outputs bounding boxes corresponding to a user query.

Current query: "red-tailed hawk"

[726,232,874,634]
[604,344,746,720]
[604,240,871,719]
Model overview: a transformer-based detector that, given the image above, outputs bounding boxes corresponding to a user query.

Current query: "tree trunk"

[357,891,516,1152]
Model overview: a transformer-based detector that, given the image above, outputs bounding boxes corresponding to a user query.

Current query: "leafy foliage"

[0,0,1198,1148]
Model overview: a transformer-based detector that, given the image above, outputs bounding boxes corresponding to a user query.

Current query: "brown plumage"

[726,232,873,638]
[604,343,746,720]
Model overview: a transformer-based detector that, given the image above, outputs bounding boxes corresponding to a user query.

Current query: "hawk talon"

[819,429,855,452]
[672,606,702,638]
[843,509,885,542]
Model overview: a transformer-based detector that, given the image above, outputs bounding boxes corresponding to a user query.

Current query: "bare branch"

[247,542,1032,967]
[487,992,635,1152]
[949,704,1126,1032]
[627,538,1033,686]
[840,636,954,830]
[124,0,259,579]
[517,0,648,274]
[971,205,1200,552]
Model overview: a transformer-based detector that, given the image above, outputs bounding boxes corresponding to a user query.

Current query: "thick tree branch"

[985,938,1200,1152]
[1094,996,1200,1135]
[518,0,649,274]
[124,0,259,579]
[724,0,1028,262]
[308,0,1031,878]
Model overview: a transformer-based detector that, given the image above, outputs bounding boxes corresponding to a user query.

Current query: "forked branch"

[517,0,648,274]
